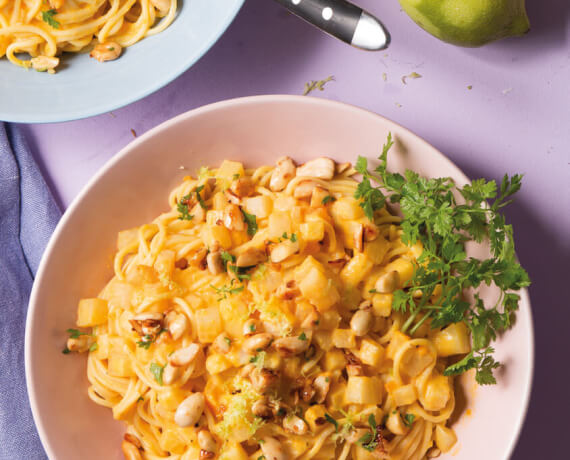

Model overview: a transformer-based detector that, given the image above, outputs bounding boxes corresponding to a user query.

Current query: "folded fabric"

[0,123,61,460]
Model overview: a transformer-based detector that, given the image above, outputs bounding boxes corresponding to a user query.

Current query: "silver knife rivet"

[322,7,333,20]
[292,0,300,4]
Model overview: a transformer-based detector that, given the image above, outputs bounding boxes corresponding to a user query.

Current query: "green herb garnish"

[88,342,99,352]
[354,133,530,385]
[324,413,338,432]
[211,281,244,301]
[177,193,194,220]
[42,9,60,29]
[195,185,207,209]
[136,336,153,349]
[357,414,379,452]
[242,209,258,236]
[322,195,336,205]
[402,413,415,428]
[150,362,164,385]
[281,232,297,242]
[303,76,335,96]
[66,328,89,339]
[298,332,307,341]
[221,251,236,269]
[443,347,500,385]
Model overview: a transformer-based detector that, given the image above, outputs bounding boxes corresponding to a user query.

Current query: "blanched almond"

[168,343,201,367]
[296,157,335,180]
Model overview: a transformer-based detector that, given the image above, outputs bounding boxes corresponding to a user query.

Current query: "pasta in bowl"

[0,0,244,122]
[64,148,527,458]
[0,0,177,73]
[25,96,533,460]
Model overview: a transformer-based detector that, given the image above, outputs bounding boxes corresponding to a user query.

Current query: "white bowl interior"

[26,96,533,460]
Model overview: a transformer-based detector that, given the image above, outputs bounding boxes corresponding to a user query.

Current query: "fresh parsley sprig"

[355,133,530,385]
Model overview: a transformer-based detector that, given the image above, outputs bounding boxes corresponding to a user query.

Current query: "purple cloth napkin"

[0,123,60,459]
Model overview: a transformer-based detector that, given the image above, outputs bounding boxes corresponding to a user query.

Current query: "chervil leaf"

[242,209,258,236]
[177,193,194,220]
[355,156,368,175]
[42,9,60,29]
[137,335,154,349]
[195,185,207,209]
[402,413,415,428]
[443,347,500,385]
[357,414,379,451]
[211,283,244,301]
[66,328,89,339]
[443,352,478,376]
[150,363,164,385]
[324,413,338,432]
[221,251,236,269]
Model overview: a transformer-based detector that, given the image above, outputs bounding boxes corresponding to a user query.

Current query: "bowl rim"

[0,0,245,124]
[25,95,534,459]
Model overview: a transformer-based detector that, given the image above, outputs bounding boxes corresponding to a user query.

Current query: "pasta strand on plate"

[0,0,177,72]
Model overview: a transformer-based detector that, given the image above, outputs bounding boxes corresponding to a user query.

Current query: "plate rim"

[25,95,534,459]
[0,1,244,124]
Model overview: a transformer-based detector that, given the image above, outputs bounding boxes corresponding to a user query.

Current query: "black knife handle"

[275,0,361,45]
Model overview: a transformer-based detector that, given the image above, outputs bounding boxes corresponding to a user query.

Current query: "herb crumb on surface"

[303,76,335,96]
[401,72,422,85]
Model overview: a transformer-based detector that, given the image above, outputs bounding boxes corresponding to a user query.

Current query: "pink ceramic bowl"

[25,95,533,460]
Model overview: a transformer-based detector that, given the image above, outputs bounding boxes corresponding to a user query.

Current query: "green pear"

[399,0,530,47]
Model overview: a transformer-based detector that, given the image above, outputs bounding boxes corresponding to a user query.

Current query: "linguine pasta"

[67,157,470,460]
[0,0,176,72]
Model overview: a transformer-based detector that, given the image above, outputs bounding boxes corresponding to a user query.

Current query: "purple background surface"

[18,0,569,458]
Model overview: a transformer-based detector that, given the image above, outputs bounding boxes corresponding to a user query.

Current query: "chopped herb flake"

[42,9,60,29]
[211,282,244,301]
[242,209,258,236]
[324,413,338,432]
[150,362,164,385]
[303,75,335,96]
[402,413,415,427]
[177,193,194,220]
[66,328,89,339]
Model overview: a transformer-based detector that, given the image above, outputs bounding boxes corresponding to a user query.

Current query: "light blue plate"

[0,0,244,123]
